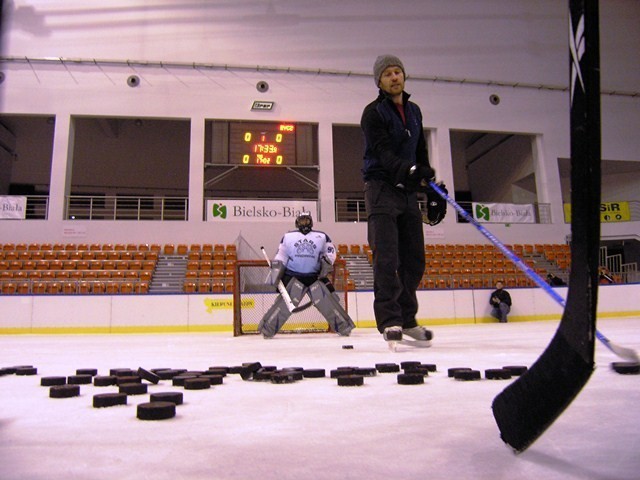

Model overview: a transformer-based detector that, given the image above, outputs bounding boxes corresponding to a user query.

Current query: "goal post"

[233,259,349,336]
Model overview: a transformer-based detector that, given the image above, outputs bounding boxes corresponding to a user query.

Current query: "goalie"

[258,212,355,339]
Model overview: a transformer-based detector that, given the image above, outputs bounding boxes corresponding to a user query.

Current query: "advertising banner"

[563,201,630,223]
[472,202,535,224]
[0,196,26,219]
[206,199,317,222]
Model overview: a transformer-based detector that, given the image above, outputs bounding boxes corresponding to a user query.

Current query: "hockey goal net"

[233,259,349,336]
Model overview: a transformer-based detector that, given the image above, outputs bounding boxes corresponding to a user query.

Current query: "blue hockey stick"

[429,181,639,363]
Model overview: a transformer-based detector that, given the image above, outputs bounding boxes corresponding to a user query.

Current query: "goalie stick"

[260,246,312,314]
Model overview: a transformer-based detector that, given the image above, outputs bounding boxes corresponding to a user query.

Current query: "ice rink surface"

[1,317,639,480]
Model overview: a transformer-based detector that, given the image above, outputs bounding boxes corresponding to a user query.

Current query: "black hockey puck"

[354,367,377,377]
[270,372,297,384]
[302,369,326,378]
[454,369,481,381]
[252,370,273,381]
[150,392,184,405]
[200,374,224,385]
[93,393,127,408]
[337,375,364,387]
[447,367,472,378]
[401,361,422,370]
[15,367,38,376]
[67,374,93,385]
[421,363,437,372]
[50,384,80,398]
[183,377,211,390]
[137,367,161,384]
[404,365,430,376]
[375,363,400,373]
[240,362,262,380]
[397,373,425,385]
[342,345,354,349]
[330,368,354,378]
[76,368,98,376]
[119,383,148,395]
[485,368,512,380]
[137,401,176,421]
[172,375,199,387]
[207,366,230,374]
[503,365,528,376]
[116,375,141,385]
[156,369,185,380]
[41,376,66,386]
[611,362,640,375]
[206,368,228,377]
[93,375,118,387]
[228,366,244,374]
[0,368,12,376]
[110,368,135,377]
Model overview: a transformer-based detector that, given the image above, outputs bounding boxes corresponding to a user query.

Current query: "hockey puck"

[110,368,135,377]
[172,375,198,387]
[208,366,230,373]
[454,369,481,381]
[67,374,93,385]
[503,365,528,376]
[116,375,141,385]
[375,363,400,373]
[206,368,228,377]
[252,370,273,381]
[228,366,245,374]
[330,368,354,378]
[93,393,128,408]
[137,367,161,384]
[93,375,118,387]
[447,367,472,378]
[200,374,224,385]
[150,392,183,405]
[342,345,354,349]
[0,368,12,376]
[354,367,377,377]
[240,362,262,380]
[50,384,80,398]
[404,365,430,376]
[337,375,364,387]
[397,373,425,385]
[119,383,148,395]
[302,368,326,378]
[76,368,98,376]
[485,368,512,380]
[41,376,66,387]
[183,377,211,390]
[15,366,38,376]
[611,362,640,375]
[137,401,176,421]
[421,363,437,372]
[155,369,186,380]
[270,372,297,384]
[401,361,422,370]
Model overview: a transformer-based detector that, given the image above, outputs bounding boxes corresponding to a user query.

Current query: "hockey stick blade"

[427,182,638,363]
[260,246,296,313]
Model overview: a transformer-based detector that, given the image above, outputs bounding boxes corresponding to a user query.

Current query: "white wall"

[0,1,638,249]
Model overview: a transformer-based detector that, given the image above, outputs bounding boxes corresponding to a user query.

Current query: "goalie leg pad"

[258,278,306,338]
[308,280,355,336]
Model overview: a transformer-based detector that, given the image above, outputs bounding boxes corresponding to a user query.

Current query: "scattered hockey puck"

[119,383,148,395]
[375,363,400,373]
[302,369,326,378]
[93,375,118,387]
[342,345,354,349]
[330,368,354,378]
[41,376,66,386]
[183,377,211,390]
[228,366,244,374]
[354,367,377,377]
[206,368,228,377]
[401,361,422,370]
[0,368,12,376]
[240,362,262,380]
[485,368,512,380]
[137,401,176,421]
[150,392,183,405]
[67,374,93,385]
[76,368,98,376]
[93,393,127,408]
[454,369,481,381]
[337,375,364,387]
[50,384,80,399]
[172,375,199,387]
[397,373,425,385]
[207,366,230,373]
[116,375,141,385]
[252,370,273,381]
[200,374,224,385]
[110,368,135,377]
[270,372,297,384]
[156,369,185,380]
[15,366,38,376]
[448,367,472,378]
[137,367,161,384]
[503,365,528,376]
[611,362,640,375]
[421,363,437,372]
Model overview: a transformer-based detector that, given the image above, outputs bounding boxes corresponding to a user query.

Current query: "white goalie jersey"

[274,230,336,277]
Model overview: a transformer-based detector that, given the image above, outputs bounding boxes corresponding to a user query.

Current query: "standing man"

[489,281,512,323]
[360,54,446,347]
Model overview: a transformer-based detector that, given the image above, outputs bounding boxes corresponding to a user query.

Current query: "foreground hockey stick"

[428,182,638,364]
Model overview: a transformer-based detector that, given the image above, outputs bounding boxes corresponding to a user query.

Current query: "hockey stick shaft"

[260,246,296,313]
[428,181,639,363]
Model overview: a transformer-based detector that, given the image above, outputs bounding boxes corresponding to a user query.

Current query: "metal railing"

[335,199,552,224]
[65,196,188,221]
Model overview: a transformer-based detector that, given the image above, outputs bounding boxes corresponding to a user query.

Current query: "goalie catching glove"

[422,182,447,226]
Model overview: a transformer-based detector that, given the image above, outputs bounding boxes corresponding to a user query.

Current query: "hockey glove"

[423,182,448,226]
[402,164,436,192]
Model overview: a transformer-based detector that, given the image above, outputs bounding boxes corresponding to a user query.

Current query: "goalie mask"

[295,212,313,235]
